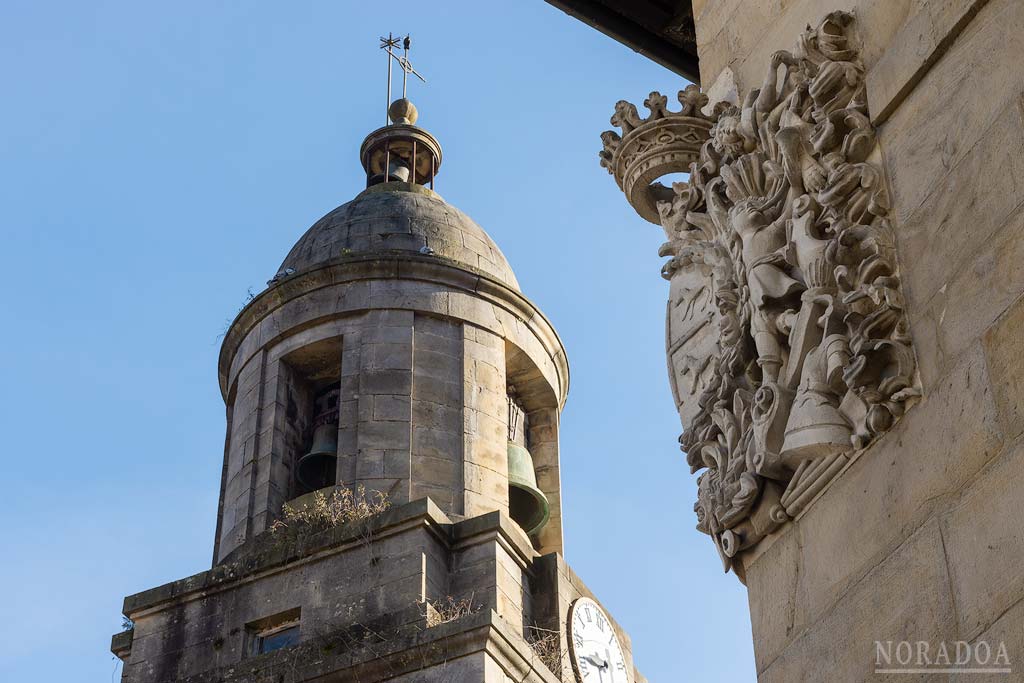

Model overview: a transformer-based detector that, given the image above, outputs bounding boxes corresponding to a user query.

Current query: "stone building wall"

[686,0,1024,679]
[117,499,639,683]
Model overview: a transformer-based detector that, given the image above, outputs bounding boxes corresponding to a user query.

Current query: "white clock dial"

[568,597,630,683]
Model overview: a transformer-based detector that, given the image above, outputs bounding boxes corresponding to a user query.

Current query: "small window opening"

[255,624,299,654]
[247,607,301,656]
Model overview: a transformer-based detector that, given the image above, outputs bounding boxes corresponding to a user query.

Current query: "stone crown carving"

[600,85,718,224]
[600,12,920,574]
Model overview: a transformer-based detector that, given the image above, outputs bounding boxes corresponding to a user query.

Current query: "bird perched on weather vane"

[379,33,426,124]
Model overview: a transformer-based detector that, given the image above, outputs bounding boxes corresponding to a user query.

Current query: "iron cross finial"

[379,33,427,124]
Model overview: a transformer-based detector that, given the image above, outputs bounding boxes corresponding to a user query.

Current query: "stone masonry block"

[410,374,460,406]
[368,280,449,314]
[362,342,414,371]
[365,309,415,327]
[883,0,1022,223]
[471,358,502,388]
[941,437,1024,640]
[359,323,412,346]
[467,383,506,418]
[464,461,508,503]
[746,525,801,674]
[359,368,412,396]
[983,292,1024,441]
[357,420,411,451]
[384,449,410,479]
[338,425,357,456]
[967,594,1024,674]
[373,394,411,422]
[413,483,454,511]
[468,439,507,475]
[414,347,463,380]
[412,425,462,460]
[935,206,1024,373]
[415,313,462,339]
[465,335,505,369]
[469,411,506,444]
[412,455,457,488]
[758,520,956,682]
[896,98,1024,316]
[356,449,385,479]
[412,400,462,433]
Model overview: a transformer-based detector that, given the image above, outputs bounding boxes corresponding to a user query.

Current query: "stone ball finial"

[388,98,418,125]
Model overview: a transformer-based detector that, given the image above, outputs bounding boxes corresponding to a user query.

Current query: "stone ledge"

[122,498,541,620]
[122,497,452,617]
[111,628,134,661]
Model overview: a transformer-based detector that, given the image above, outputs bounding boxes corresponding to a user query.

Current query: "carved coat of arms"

[600,12,920,573]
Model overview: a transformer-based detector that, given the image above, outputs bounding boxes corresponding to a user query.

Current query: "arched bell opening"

[506,391,550,537]
[504,340,563,553]
[275,337,345,501]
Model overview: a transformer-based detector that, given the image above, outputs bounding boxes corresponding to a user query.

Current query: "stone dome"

[278,184,519,290]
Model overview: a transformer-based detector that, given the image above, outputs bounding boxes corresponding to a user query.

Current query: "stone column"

[354,310,415,503]
[461,325,510,519]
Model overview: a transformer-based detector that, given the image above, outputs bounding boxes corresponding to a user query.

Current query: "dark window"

[255,624,300,654]
[245,607,301,657]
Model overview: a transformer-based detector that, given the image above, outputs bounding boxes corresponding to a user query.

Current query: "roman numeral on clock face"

[570,598,628,683]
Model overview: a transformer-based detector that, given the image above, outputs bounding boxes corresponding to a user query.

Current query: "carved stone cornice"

[218,253,570,411]
[600,11,920,575]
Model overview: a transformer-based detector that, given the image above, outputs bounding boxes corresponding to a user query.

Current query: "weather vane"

[379,33,426,124]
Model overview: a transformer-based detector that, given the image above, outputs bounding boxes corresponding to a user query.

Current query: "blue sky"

[0,2,753,680]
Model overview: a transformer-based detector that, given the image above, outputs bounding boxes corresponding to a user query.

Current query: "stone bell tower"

[111,95,644,683]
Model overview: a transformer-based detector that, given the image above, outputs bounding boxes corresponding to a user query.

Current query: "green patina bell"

[507,441,550,536]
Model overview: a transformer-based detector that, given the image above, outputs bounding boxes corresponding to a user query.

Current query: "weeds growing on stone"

[270,485,390,534]
[527,625,566,676]
[420,594,480,628]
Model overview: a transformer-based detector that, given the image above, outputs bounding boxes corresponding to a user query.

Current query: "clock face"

[568,598,630,683]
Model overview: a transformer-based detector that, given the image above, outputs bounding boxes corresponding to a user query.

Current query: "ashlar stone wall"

[116,500,640,683]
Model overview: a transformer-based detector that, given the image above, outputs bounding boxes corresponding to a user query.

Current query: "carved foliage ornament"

[600,12,920,573]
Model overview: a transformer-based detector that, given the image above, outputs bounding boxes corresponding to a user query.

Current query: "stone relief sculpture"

[599,12,920,573]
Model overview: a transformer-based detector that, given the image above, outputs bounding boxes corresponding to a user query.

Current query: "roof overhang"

[545,0,699,82]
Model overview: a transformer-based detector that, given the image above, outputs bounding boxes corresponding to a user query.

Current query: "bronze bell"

[296,387,340,491]
[505,391,548,535]
[368,157,412,186]
[507,441,550,536]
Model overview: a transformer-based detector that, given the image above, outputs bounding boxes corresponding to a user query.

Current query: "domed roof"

[278,184,519,290]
